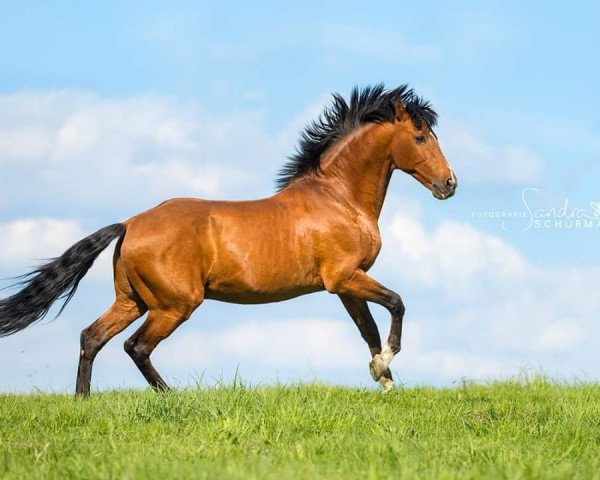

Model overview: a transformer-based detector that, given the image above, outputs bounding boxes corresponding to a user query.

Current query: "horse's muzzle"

[432,174,457,200]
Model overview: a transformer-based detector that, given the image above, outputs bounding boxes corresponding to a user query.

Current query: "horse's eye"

[415,135,427,144]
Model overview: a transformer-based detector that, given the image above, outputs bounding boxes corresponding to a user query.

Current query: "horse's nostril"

[445,177,455,189]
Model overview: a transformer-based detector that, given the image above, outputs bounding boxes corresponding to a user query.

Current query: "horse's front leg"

[338,294,394,391]
[335,269,405,390]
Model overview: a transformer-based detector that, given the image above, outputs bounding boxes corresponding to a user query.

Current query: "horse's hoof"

[379,376,394,393]
[369,355,387,381]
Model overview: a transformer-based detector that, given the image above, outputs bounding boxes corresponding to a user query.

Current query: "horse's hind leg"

[76,297,147,396]
[123,306,198,391]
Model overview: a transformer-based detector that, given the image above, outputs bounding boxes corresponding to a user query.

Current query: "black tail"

[0,223,125,337]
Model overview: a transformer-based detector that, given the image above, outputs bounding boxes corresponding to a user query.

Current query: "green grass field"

[1,378,599,479]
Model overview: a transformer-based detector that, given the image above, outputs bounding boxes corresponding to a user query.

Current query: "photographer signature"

[502,188,600,232]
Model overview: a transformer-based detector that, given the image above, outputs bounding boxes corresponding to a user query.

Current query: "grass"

[0,377,599,479]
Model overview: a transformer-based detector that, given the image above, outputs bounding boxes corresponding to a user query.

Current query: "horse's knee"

[79,327,102,359]
[391,296,405,318]
[79,327,90,347]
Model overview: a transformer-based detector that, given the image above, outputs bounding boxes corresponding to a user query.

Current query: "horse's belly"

[204,283,324,304]
[203,230,324,303]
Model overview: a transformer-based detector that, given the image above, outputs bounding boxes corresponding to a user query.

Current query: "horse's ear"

[393,101,406,121]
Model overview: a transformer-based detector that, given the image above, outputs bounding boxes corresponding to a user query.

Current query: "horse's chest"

[340,216,382,270]
[356,227,382,270]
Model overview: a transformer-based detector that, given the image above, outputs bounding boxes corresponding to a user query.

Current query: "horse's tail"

[0,223,126,337]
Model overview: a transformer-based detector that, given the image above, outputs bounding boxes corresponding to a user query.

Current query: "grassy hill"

[1,378,599,479]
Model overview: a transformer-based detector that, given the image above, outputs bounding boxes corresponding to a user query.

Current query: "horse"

[0,84,456,396]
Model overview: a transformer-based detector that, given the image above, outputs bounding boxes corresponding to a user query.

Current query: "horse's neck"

[319,123,394,219]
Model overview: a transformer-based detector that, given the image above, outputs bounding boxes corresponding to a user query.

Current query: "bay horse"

[0,85,456,395]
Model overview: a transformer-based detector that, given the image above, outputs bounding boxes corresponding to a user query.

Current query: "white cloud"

[0,91,282,219]
[379,206,600,362]
[0,217,114,280]
[133,161,228,197]
[0,89,540,229]
[156,319,366,370]
[439,121,544,185]
[147,314,512,384]
[0,92,198,165]
[383,322,506,380]
[387,212,526,292]
[0,218,84,265]
[153,318,507,382]
[535,321,584,352]
[0,313,508,393]
[404,351,505,379]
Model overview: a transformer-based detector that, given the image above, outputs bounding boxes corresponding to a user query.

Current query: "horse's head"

[389,101,456,200]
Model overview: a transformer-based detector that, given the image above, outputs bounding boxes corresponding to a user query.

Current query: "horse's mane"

[276,84,438,191]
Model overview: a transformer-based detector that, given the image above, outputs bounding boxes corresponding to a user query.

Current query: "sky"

[0,1,599,392]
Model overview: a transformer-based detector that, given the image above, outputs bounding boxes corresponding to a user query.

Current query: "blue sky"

[0,1,598,392]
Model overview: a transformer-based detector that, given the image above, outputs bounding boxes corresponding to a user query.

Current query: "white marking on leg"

[379,376,394,393]
[380,343,395,369]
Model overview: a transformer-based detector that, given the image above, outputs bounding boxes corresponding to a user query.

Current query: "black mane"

[276,84,438,191]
